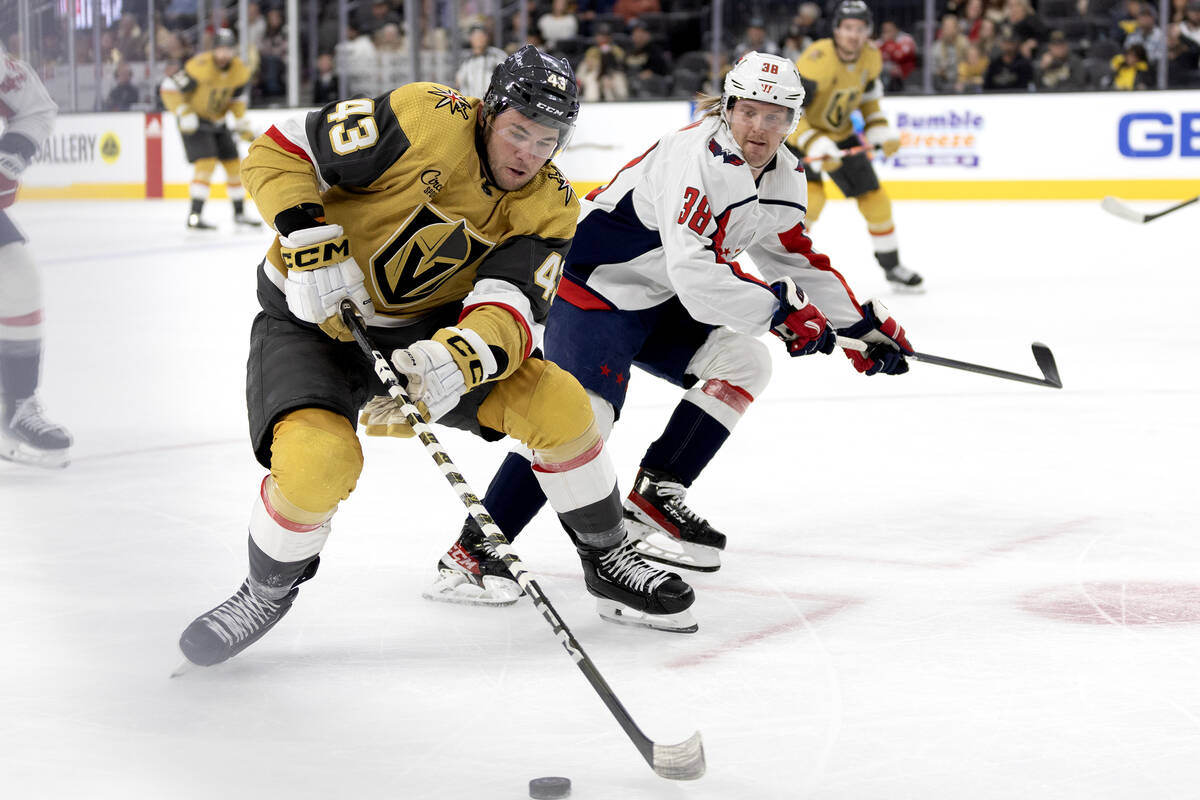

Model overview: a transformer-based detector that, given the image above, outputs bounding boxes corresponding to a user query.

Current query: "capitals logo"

[428,87,471,120]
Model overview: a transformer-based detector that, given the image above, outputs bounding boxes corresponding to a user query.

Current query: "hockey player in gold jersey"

[176,47,698,670]
[158,28,260,230]
[786,1,923,291]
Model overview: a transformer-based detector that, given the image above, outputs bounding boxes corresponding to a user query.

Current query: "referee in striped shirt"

[456,25,509,98]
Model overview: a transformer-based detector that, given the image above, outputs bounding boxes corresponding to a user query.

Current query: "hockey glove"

[805,135,843,173]
[388,327,498,423]
[280,223,375,340]
[176,105,200,135]
[359,395,432,438]
[864,124,901,158]
[0,150,28,181]
[233,116,256,143]
[770,277,836,357]
[839,299,913,376]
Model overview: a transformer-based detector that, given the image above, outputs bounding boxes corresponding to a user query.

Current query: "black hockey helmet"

[483,45,579,158]
[213,28,237,49]
[833,0,873,31]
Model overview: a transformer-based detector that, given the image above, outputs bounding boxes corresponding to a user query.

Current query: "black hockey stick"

[1101,195,1199,224]
[339,300,705,781]
[837,336,1062,389]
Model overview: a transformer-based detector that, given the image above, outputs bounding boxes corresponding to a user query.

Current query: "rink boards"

[14,89,1199,202]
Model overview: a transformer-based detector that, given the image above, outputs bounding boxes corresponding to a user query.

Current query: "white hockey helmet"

[722,51,805,136]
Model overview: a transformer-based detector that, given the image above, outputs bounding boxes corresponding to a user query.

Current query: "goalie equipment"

[423,517,523,606]
[0,395,72,468]
[579,534,698,633]
[623,468,726,572]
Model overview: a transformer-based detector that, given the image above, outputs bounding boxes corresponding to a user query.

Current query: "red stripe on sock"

[532,437,604,473]
[0,309,42,326]
[259,476,325,533]
[701,379,753,414]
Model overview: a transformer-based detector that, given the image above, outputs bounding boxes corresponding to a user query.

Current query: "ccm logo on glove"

[281,236,351,271]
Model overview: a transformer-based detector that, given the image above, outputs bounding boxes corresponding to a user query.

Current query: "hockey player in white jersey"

[425,52,913,611]
[0,45,72,468]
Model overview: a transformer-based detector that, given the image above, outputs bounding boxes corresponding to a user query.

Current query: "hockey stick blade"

[1030,342,1062,388]
[1100,196,1147,223]
[338,300,706,781]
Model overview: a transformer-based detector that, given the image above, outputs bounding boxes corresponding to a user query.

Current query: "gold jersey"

[787,38,888,151]
[244,82,579,365]
[159,52,252,122]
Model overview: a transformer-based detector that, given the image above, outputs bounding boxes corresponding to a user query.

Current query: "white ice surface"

[2,198,1198,799]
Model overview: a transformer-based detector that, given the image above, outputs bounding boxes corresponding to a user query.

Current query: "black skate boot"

[579,535,698,633]
[423,517,522,606]
[883,264,924,292]
[186,212,217,230]
[623,468,726,572]
[178,556,319,668]
[0,395,72,468]
[232,212,262,227]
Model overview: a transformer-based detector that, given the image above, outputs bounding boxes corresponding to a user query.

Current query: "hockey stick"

[338,300,705,781]
[836,336,1062,389]
[802,143,872,165]
[1101,195,1199,224]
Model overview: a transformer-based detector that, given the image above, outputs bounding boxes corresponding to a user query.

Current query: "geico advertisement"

[22,112,144,186]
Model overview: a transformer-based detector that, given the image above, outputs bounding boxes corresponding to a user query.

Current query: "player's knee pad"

[269,408,363,517]
[683,328,771,431]
[856,188,894,229]
[807,181,827,224]
[481,358,594,453]
[0,241,43,325]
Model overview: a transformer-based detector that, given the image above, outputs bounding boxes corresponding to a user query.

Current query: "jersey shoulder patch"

[305,93,412,187]
[505,162,579,241]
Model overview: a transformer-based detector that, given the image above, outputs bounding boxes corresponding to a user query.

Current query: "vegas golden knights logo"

[370,205,493,307]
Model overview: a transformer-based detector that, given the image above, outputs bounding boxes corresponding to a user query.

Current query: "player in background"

[425,52,912,608]
[0,44,73,468]
[785,0,924,291]
[176,47,697,669]
[159,28,261,231]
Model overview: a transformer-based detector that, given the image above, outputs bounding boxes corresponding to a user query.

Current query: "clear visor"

[488,110,573,160]
[726,101,795,135]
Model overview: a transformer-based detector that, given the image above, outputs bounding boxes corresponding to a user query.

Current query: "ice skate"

[186,212,217,231]
[177,558,317,668]
[233,212,262,228]
[423,518,522,606]
[580,534,698,633]
[0,395,72,468]
[623,468,726,572]
[883,264,924,293]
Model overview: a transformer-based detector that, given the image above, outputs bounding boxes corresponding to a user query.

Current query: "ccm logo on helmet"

[536,101,564,116]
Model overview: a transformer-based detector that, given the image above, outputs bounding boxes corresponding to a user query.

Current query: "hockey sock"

[874,247,900,269]
[532,425,623,549]
[247,475,332,595]
[189,198,205,217]
[478,450,549,544]
[640,398,733,487]
[0,344,40,404]
[233,199,246,215]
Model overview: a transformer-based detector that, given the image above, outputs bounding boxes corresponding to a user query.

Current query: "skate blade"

[626,525,722,573]
[888,282,926,295]
[596,600,698,634]
[170,658,200,678]
[421,571,522,607]
[0,440,70,469]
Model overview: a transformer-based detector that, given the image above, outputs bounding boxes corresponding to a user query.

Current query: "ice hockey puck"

[529,776,571,799]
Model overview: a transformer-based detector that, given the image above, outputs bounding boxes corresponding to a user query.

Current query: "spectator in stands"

[455,24,507,98]
[1036,29,1087,89]
[963,0,986,42]
[375,22,404,53]
[577,0,617,37]
[734,18,780,59]
[1166,21,1200,83]
[579,23,629,100]
[359,1,403,37]
[105,62,141,111]
[613,0,661,24]
[984,33,1034,89]
[258,6,288,99]
[956,40,990,91]
[877,20,917,92]
[1125,4,1167,64]
[1109,41,1152,87]
[1182,0,1200,47]
[312,53,339,105]
[114,12,148,62]
[1006,0,1047,59]
[246,3,267,50]
[538,0,579,49]
[985,0,1008,25]
[931,13,970,92]
[164,0,198,32]
[625,18,671,96]
[976,17,998,57]
[789,2,826,48]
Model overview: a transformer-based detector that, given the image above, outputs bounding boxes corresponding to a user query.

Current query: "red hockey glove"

[770,278,836,357]
[839,299,913,375]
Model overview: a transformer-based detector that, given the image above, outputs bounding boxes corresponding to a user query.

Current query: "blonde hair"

[696,92,726,118]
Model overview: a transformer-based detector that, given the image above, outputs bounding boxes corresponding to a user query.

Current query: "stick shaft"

[836,335,1060,388]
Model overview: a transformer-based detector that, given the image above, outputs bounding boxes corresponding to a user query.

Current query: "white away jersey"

[560,116,865,333]
[0,54,56,151]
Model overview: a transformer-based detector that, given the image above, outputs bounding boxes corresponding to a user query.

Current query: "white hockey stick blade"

[652,731,706,780]
[1101,196,1147,223]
